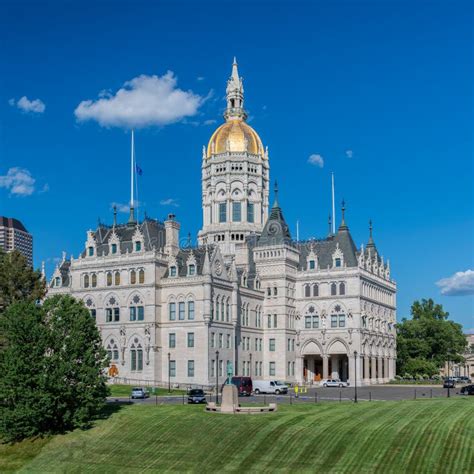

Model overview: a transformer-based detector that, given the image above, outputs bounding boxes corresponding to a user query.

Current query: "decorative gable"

[332,243,344,268]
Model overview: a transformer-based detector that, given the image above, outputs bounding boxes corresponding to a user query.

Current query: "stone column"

[364,355,370,383]
[377,357,383,383]
[384,358,389,382]
[295,356,304,385]
[323,355,329,379]
[371,356,377,383]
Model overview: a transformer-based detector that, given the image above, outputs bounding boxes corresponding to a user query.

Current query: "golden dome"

[206,119,264,159]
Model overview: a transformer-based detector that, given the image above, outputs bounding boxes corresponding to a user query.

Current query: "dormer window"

[55,276,61,287]
[135,241,142,252]
[88,246,94,257]
[188,264,196,276]
[170,266,177,277]
[335,258,341,267]
[309,260,315,270]
[111,243,117,254]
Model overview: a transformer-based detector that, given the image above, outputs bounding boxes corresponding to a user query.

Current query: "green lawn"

[108,384,186,397]
[2,399,473,473]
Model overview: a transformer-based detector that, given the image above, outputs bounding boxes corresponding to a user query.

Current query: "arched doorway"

[327,339,349,382]
[301,340,324,383]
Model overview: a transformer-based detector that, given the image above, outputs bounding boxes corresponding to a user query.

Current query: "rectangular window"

[131,349,136,370]
[247,203,254,223]
[169,333,176,348]
[106,308,112,322]
[305,316,311,329]
[187,360,195,377]
[137,306,144,321]
[287,361,291,376]
[292,339,295,352]
[232,201,241,222]
[170,266,177,277]
[90,309,96,321]
[113,307,120,322]
[187,332,194,348]
[88,246,94,256]
[188,301,195,320]
[111,243,117,254]
[169,302,176,321]
[269,362,276,376]
[178,302,185,320]
[309,260,315,269]
[269,338,275,352]
[335,258,341,267]
[137,349,143,370]
[226,334,231,349]
[339,315,346,327]
[169,360,176,377]
[273,314,277,328]
[219,333,223,349]
[130,306,136,321]
[211,360,215,377]
[135,241,142,252]
[331,315,338,328]
[267,315,272,328]
[313,316,319,329]
[219,202,227,223]
[287,338,291,351]
[211,332,215,348]
[219,360,223,377]
[292,362,295,376]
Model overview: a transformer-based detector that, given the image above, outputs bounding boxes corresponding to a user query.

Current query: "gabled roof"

[163,246,212,278]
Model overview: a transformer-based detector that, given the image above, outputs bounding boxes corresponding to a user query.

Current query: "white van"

[253,380,289,394]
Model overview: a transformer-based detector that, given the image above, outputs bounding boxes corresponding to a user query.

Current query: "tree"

[0,249,45,313]
[396,298,467,376]
[0,295,109,442]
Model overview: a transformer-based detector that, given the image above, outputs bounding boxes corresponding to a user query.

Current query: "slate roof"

[163,245,213,278]
[58,260,71,286]
[257,197,292,247]
[81,218,166,257]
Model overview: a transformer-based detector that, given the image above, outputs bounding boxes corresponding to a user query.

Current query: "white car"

[253,380,289,394]
[321,379,349,388]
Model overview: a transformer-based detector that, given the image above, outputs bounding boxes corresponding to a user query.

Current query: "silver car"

[321,379,349,388]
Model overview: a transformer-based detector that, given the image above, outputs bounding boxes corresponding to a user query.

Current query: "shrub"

[403,373,413,380]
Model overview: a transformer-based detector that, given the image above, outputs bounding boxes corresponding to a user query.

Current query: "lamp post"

[447,356,451,398]
[167,352,171,393]
[216,350,220,404]
[354,350,358,403]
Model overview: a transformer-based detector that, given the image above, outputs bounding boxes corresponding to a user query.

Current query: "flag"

[136,164,143,176]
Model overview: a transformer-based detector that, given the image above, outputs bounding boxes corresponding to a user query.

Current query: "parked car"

[131,387,149,399]
[460,384,474,396]
[223,376,253,396]
[458,376,472,384]
[253,380,289,395]
[321,379,350,388]
[443,378,456,389]
[187,388,206,404]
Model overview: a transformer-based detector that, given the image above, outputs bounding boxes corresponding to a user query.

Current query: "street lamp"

[353,350,358,403]
[167,352,171,393]
[216,350,220,404]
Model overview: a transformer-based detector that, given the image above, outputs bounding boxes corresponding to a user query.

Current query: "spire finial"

[338,198,349,232]
[233,56,237,65]
[367,219,376,248]
[369,219,373,239]
[328,214,332,236]
[113,205,117,227]
[224,57,246,121]
[273,180,279,207]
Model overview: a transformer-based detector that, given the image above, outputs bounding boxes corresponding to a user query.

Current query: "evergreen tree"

[0,249,45,313]
[396,298,467,376]
[0,302,52,441]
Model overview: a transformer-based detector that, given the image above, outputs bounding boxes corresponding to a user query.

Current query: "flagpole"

[131,129,135,210]
[331,172,336,234]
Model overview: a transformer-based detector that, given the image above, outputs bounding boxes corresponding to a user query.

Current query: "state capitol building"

[49,60,397,387]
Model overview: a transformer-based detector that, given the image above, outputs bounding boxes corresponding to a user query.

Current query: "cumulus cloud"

[110,201,141,213]
[9,96,46,113]
[345,149,353,158]
[0,167,36,196]
[308,154,324,168]
[436,270,474,296]
[74,72,205,128]
[160,198,179,207]
[203,119,217,125]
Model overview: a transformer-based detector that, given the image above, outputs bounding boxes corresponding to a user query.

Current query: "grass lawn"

[1,398,473,473]
[108,384,186,397]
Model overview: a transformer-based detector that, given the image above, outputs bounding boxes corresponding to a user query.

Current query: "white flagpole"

[296,220,300,242]
[131,129,135,209]
[331,172,336,234]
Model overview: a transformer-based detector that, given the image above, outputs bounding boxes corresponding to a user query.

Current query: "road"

[108,384,462,406]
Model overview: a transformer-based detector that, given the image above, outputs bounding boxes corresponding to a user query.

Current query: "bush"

[394,375,402,380]
[432,374,441,381]
[403,373,413,380]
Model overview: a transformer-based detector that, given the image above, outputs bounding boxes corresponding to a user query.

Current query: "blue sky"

[1,0,472,329]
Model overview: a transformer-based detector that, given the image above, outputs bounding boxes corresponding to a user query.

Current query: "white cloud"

[197,76,205,81]
[345,149,353,158]
[9,96,46,114]
[74,72,205,128]
[0,167,36,196]
[160,198,179,207]
[308,154,324,168]
[203,119,217,125]
[436,270,474,296]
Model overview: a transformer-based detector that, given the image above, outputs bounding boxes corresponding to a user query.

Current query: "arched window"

[130,339,143,371]
[215,298,220,322]
[91,274,97,287]
[130,270,136,285]
[226,300,230,322]
[114,271,120,286]
[84,274,90,288]
[139,269,145,284]
[129,294,144,321]
[107,339,119,361]
[312,284,319,297]
[339,282,346,295]
[331,283,337,296]
[105,296,120,322]
[304,284,310,297]
[106,272,112,287]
